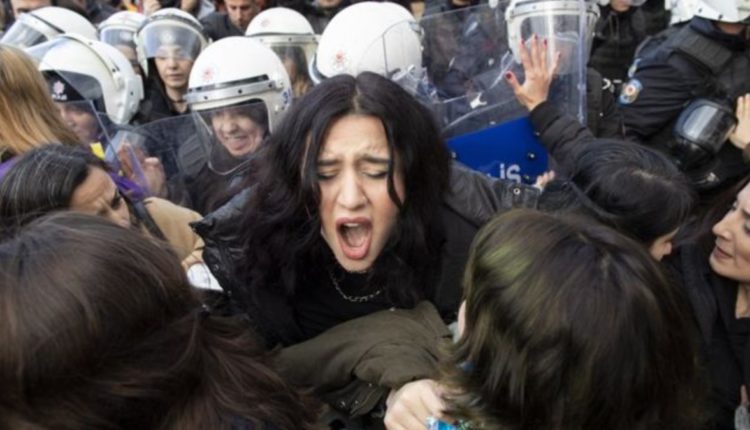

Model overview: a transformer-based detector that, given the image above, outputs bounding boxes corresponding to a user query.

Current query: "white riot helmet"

[28,34,144,126]
[0,6,98,48]
[666,0,699,24]
[187,37,291,130]
[596,0,647,6]
[185,37,292,174]
[246,6,316,35]
[694,0,750,23]
[99,12,147,74]
[99,11,146,49]
[507,0,599,73]
[246,7,318,97]
[310,2,423,89]
[134,8,208,77]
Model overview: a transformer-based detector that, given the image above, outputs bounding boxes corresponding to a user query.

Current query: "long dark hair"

[442,210,704,429]
[677,173,750,254]
[238,72,450,317]
[0,213,318,429]
[539,139,695,246]
[0,144,153,234]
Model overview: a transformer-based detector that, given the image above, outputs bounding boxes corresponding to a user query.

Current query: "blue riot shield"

[419,1,590,184]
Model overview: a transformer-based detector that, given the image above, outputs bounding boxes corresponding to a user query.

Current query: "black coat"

[193,163,539,421]
[589,5,647,84]
[667,243,750,430]
[527,67,625,174]
[193,161,540,346]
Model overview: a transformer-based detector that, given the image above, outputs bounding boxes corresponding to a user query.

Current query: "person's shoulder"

[199,11,232,28]
[200,11,227,21]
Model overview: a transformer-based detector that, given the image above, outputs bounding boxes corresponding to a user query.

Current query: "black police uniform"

[589,4,647,87]
[620,17,750,194]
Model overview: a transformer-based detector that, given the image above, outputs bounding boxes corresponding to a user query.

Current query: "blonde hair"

[0,45,82,156]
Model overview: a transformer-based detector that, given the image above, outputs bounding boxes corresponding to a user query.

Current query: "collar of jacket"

[690,16,748,52]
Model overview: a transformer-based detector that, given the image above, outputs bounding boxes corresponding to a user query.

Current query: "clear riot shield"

[419,1,588,183]
[105,124,174,202]
[106,115,195,206]
[117,108,262,215]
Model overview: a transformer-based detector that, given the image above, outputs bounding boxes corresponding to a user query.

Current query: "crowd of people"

[0,0,749,428]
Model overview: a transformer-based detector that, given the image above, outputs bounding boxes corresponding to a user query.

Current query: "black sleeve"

[528,100,595,172]
[596,82,626,140]
[445,161,540,227]
[619,56,703,142]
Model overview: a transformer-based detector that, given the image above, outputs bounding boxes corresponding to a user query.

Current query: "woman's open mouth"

[336,218,372,260]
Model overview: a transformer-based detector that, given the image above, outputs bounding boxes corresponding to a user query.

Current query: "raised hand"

[504,34,561,112]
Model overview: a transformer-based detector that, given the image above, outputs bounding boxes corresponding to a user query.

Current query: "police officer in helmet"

[620,0,750,198]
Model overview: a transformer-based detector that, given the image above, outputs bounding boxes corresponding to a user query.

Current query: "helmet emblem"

[332,50,349,72]
[52,80,66,101]
[201,67,215,84]
[260,18,271,27]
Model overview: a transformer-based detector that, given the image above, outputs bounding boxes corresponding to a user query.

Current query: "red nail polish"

[505,72,512,79]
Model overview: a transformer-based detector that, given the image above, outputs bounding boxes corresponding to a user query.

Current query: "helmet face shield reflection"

[55,100,105,144]
[268,42,315,97]
[141,23,203,61]
[1,19,50,48]
[100,28,137,50]
[672,98,737,170]
[506,0,598,70]
[42,70,108,145]
[193,100,270,175]
[516,14,590,73]
[261,35,317,68]
[356,19,424,83]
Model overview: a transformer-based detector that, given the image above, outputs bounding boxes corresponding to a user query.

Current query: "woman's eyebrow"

[316,158,339,167]
[360,155,390,165]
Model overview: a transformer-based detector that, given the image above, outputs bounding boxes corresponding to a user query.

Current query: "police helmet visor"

[1,19,49,48]
[55,100,105,144]
[100,28,137,50]
[42,69,109,145]
[355,19,423,80]
[43,70,104,104]
[517,12,589,73]
[141,23,203,61]
[193,99,269,175]
[674,101,737,153]
[256,35,317,68]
